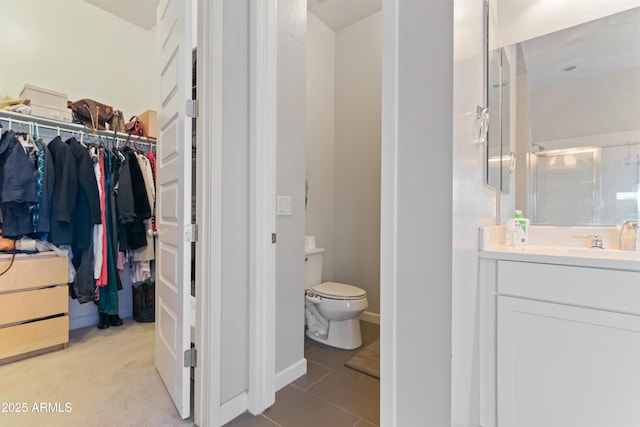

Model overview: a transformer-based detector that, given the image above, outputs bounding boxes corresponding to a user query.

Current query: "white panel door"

[155,0,193,419]
[498,296,640,427]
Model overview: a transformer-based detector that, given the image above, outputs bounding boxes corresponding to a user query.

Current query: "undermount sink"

[567,247,640,260]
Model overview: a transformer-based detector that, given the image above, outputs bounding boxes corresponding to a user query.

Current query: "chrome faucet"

[590,234,604,249]
[620,220,639,251]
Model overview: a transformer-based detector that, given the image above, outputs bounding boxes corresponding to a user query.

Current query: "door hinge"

[185,223,199,243]
[186,99,199,118]
[184,348,197,368]
[272,233,276,244]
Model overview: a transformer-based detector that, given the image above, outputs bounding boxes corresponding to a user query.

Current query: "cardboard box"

[30,104,73,123]
[19,84,68,110]
[138,110,157,139]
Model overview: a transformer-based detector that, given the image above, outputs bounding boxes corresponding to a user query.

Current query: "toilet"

[304,243,368,350]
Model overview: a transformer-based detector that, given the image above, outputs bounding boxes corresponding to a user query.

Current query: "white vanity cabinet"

[496,261,640,427]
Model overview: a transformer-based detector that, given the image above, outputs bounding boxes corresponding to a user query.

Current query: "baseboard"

[361,311,380,325]
[69,314,98,330]
[68,293,133,330]
[221,391,248,426]
[275,358,307,391]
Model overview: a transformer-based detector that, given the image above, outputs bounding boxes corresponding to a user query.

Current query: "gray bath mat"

[345,338,380,379]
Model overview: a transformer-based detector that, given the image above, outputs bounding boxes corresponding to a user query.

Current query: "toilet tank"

[304,248,325,288]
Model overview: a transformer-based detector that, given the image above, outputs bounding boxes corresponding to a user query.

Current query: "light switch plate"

[277,196,292,216]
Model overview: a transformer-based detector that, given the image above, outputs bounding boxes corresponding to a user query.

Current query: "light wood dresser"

[0,251,69,364]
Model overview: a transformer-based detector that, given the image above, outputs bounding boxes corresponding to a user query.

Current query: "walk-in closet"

[0,0,195,424]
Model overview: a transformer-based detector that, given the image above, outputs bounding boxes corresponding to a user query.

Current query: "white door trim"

[194,0,223,425]
[248,0,278,415]
[381,0,399,425]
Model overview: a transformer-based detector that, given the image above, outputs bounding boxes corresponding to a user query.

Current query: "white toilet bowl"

[305,281,368,350]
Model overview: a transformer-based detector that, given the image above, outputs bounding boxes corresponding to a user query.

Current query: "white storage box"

[19,84,68,110]
[30,104,72,123]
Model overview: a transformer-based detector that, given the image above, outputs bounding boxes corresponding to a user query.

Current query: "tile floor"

[227,321,380,427]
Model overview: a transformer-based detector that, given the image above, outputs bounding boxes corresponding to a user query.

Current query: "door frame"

[195,0,277,424]
[248,0,278,415]
[194,0,223,425]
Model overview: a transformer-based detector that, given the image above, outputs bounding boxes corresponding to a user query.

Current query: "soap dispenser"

[506,210,529,246]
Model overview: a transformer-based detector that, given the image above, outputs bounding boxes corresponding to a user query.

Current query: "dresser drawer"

[0,315,69,361]
[0,285,68,325]
[0,252,67,293]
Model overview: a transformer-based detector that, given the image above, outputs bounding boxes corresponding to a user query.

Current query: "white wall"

[381,0,458,425]
[0,0,158,118]
[451,0,505,424]
[219,0,251,403]
[276,0,307,378]
[306,11,382,316]
[333,12,382,315]
[530,68,640,144]
[492,0,639,49]
[305,13,336,281]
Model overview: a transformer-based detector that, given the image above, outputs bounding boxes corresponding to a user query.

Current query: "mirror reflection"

[488,6,640,225]
[487,48,512,194]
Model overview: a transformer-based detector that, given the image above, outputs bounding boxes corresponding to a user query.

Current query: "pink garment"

[97,151,108,287]
[92,149,104,282]
[117,250,126,272]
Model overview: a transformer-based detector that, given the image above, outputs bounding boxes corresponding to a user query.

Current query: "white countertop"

[480,243,640,272]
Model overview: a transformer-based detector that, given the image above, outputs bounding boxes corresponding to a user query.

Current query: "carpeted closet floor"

[0,319,192,427]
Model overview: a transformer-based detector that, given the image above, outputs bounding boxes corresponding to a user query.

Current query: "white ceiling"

[84,0,381,33]
[83,0,159,31]
[307,0,382,31]
[519,7,640,88]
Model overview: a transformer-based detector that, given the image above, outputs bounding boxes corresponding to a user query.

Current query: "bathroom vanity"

[479,226,640,427]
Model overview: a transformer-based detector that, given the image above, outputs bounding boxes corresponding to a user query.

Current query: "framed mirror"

[488,3,640,225]
[487,47,512,194]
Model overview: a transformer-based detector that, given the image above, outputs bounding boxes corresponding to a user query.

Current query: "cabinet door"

[498,296,640,427]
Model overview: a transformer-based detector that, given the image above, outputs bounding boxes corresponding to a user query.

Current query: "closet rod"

[0,110,156,147]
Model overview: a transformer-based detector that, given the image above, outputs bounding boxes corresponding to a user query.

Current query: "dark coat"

[0,130,38,237]
[66,137,101,251]
[48,136,78,245]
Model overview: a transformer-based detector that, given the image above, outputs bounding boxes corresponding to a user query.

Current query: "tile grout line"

[261,413,284,427]
[292,368,334,391]
[302,378,379,426]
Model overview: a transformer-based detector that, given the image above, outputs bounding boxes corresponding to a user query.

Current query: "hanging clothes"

[31,137,55,238]
[96,149,108,287]
[117,147,151,251]
[99,150,123,319]
[0,130,38,238]
[48,135,78,245]
[66,137,101,302]
[105,150,123,292]
[66,137,101,251]
[130,152,155,283]
[92,147,105,286]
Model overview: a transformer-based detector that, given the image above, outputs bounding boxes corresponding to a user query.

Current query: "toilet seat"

[310,282,366,300]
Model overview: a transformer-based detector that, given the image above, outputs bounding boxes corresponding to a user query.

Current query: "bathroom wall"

[276,0,307,380]
[305,11,382,317]
[220,0,251,403]
[381,1,459,424]
[530,68,640,144]
[492,0,638,49]
[305,13,336,282]
[333,12,382,316]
